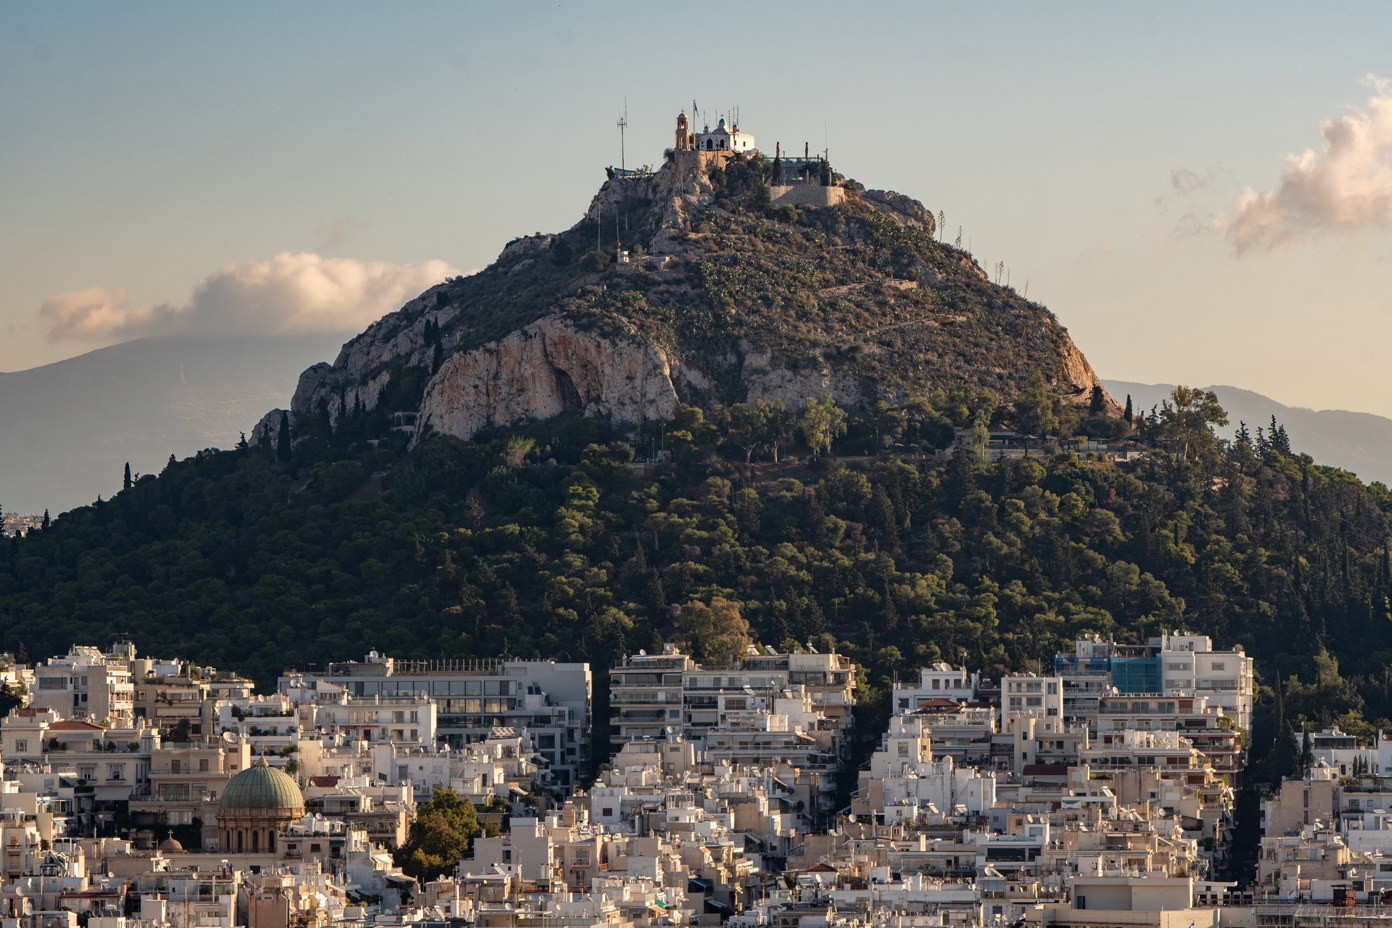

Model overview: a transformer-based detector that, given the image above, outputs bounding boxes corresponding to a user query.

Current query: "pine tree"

[123,462,132,491]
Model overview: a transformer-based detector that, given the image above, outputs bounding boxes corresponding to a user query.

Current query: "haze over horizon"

[5,2,1392,417]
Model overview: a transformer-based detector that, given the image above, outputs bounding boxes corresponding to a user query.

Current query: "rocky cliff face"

[416,315,678,441]
[271,146,1115,445]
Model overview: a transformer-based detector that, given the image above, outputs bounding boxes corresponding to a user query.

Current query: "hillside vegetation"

[0,392,1386,778]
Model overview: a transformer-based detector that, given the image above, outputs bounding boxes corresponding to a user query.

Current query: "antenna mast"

[616,99,628,171]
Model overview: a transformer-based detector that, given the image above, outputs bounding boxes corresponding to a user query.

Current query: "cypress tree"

[40,509,50,530]
[277,412,293,464]
[1270,718,1300,781]
[432,339,444,375]
[123,462,132,491]
[1123,394,1133,423]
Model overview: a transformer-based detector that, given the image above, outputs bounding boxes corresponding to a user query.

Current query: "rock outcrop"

[860,189,937,237]
[416,315,678,441]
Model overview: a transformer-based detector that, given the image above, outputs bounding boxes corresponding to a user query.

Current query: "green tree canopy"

[799,396,847,458]
[676,597,752,666]
[1157,386,1228,461]
[394,788,481,884]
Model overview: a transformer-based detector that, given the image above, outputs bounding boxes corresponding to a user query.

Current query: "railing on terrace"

[1254,904,1392,923]
[386,658,503,675]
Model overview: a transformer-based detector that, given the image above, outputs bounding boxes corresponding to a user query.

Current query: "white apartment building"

[292,653,591,790]
[1054,633,1255,732]
[30,645,135,725]
[1151,632,1254,731]
[892,662,978,713]
[310,694,436,746]
[1000,674,1062,732]
[612,644,854,745]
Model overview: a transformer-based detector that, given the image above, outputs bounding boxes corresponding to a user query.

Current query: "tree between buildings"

[675,597,752,666]
[394,788,482,883]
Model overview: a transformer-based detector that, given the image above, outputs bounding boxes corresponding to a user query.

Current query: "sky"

[4,2,1392,416]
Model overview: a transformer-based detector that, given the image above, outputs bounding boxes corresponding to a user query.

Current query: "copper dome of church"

[219,758,304,814]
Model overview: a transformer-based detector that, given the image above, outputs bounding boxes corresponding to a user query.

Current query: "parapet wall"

[770,184,846,209]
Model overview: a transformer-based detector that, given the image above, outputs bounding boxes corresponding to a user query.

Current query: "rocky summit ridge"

[258,144,1110,444]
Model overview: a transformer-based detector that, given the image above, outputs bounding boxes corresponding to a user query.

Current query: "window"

[199,759,209,772]
[602,807,614,817]
[14,740,26,753]
[171,759,181,773]
[1211,662,1226,671]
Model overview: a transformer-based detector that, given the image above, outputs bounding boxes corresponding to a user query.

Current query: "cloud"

[1224,75,1392,254]
[1169,168,1208,196]
[1172,212,1221,240]
[1154,165,1223,211]
[41,252,458,342]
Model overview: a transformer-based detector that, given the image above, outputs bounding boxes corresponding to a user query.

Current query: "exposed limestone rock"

[1059,334,1114,406]
[250,408,295,447]
[740,350,860,410]
[861,189,937,237]
[583,150,727,255]
[415,315,679,442]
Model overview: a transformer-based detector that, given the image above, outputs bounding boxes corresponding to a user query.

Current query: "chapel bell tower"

[675,112,690,151]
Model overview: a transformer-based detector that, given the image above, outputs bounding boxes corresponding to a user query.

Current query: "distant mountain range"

[0,334,349,515]
[1107,380,1392,487]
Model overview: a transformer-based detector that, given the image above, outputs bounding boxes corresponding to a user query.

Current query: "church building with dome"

[217,758,304,854]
